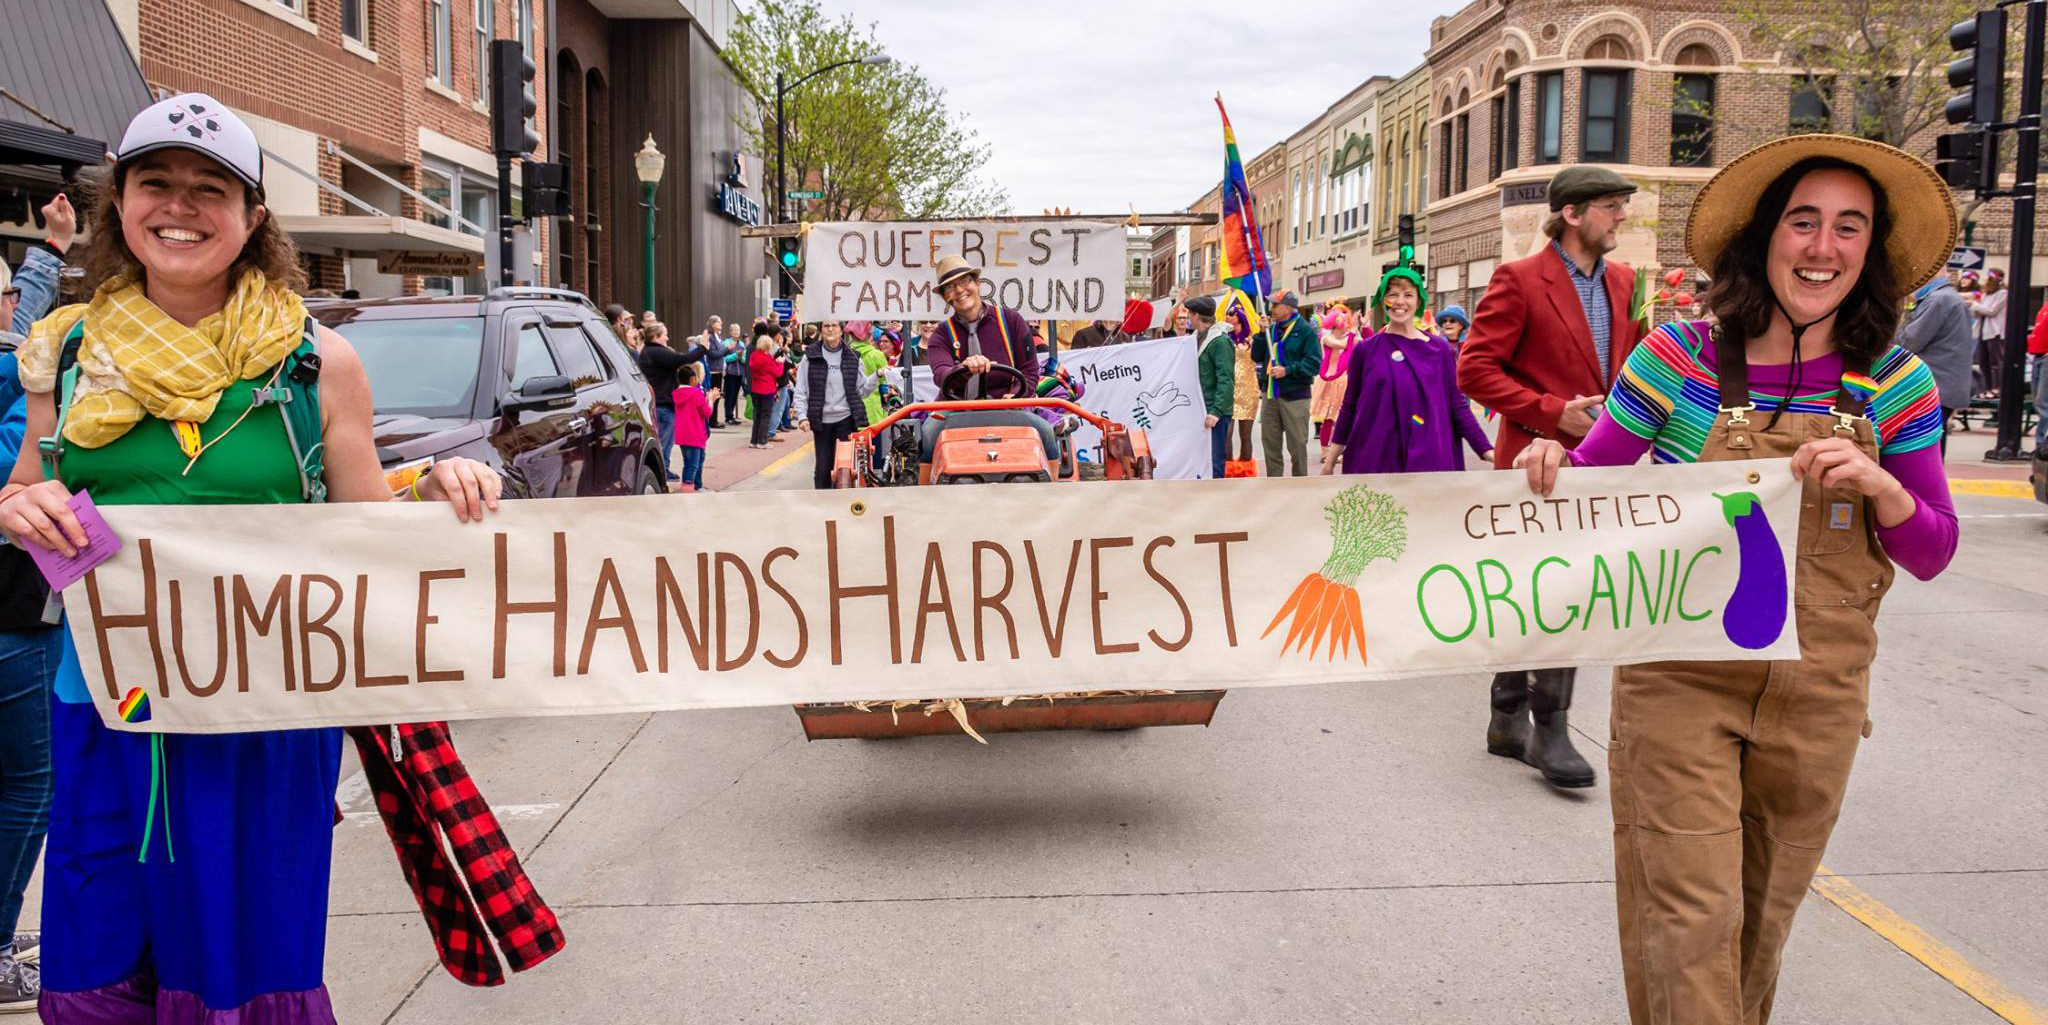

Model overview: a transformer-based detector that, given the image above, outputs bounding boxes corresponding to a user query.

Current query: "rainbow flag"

[1216,97,1272,300]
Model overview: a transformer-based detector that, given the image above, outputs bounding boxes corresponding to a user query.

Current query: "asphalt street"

[21,417,2045,1024]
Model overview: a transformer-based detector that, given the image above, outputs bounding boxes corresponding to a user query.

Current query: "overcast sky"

[806,0,1439,215]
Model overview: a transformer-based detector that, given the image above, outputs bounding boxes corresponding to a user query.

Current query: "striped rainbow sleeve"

[1605,323,1694,441]
[1867,346,1943,455]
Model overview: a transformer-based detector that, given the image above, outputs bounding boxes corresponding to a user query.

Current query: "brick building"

[1373,63,1435,291]
[1420,0,2048,316]
[1246,139,1287,298]
[129,0,552,296]
[1149,223,1176,301]
[1280,77,1387,308]
[4,0,760,327]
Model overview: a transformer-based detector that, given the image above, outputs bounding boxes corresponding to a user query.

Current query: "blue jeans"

[1210,417,1231,479]
[2032,353,2047,449]
[655,406,677,478]
[680,445,705,489]
[0,626,61,947]
[772,387,793,432]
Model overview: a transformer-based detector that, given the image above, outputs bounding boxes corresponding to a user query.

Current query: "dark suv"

[311,288,665,498]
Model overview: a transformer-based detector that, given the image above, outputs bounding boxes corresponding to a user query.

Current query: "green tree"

[1733,0,1980,152]
[725,0,1008,221]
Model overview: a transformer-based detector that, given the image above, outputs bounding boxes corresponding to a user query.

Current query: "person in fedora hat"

[1514,135,1960,1025]
[1457,164,1646,791]
[922,254,1040,393]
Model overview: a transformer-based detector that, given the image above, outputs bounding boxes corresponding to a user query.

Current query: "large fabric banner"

[1057,335,1211,480]
[801,220,1125,321]
[66,463,1802,733]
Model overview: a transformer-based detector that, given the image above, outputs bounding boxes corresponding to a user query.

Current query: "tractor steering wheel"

[938,361,1028,401]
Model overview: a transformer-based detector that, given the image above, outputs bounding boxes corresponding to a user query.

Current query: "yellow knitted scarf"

[21,270,307,448]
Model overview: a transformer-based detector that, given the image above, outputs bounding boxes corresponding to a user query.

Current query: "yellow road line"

[758,440,814,477]
[1951,479,2036,499]
[1811,867,2046,1024]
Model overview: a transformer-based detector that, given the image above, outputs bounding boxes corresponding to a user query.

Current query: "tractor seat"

[919,409,1060,463]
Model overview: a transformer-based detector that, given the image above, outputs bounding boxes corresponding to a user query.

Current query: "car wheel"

[638,464,666,495]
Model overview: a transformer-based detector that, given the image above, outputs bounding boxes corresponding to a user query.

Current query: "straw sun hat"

[1685,134,1958,290]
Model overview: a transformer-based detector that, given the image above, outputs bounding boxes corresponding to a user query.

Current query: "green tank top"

[56,375,305,507]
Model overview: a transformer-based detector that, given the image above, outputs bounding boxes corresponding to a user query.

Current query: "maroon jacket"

[924,304,1041,391]
[1456,244,1642,468]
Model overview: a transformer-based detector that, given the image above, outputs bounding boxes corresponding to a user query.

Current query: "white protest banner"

[68,462,1801,734]
[1057,335,1211,479]
[802,220,1124,321]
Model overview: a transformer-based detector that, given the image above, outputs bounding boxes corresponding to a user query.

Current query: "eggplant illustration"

[1714,491,1788,649]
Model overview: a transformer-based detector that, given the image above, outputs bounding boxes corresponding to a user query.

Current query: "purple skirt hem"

[40,975,336,1025]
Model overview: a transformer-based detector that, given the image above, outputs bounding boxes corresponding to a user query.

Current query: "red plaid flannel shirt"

[346,722,567,986]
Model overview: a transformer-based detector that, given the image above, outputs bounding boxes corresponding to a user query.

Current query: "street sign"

[1949,245,1987,269]
[771,297,794,318]
[786,189,823,200]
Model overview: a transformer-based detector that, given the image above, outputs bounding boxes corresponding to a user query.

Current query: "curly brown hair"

[1701,156,1904,366]
[74,159,307,298]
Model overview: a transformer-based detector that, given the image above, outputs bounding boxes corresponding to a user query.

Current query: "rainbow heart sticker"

[118,687,151,723]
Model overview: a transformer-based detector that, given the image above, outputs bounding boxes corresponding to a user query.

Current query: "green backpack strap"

[43,318,327,503]
[38,321,88,483]
[248,316,326,504]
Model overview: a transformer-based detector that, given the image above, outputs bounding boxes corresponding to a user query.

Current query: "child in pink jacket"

[671,364,718,491]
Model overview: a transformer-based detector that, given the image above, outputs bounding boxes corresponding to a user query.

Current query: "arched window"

[1439,100,1455,200]
[1585,34,1633,61]
[1674,42,1717,67]
[1581,36,1633,162]
[1454,89,1472,194]
[584,67,609,296]
[1398,130,1410,216]
[555,50,581,290]
[1672,43,1716,165]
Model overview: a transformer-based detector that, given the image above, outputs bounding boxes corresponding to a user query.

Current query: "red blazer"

[1456,245,1643,468]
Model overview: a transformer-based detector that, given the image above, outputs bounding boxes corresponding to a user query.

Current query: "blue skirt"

[38,636,342,1020]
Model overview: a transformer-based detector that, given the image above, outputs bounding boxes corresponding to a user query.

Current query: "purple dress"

[1329,329,1493,474]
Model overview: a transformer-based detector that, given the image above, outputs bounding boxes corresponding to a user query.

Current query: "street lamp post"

[634,134,666,316]
[774,53,893,299]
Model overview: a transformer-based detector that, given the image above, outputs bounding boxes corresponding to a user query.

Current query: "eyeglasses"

[1588,199,1630,216]
[0,289,20,301]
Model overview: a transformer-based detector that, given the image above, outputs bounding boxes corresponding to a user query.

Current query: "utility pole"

[776,71,788,300]
[1992,0,2044,460]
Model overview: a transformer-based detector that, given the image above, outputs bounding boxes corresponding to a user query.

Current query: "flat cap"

[1548,166,1637,210]
[1183,295,1217,318]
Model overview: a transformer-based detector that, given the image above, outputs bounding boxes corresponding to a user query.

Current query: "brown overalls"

[1608,336,1893,1025]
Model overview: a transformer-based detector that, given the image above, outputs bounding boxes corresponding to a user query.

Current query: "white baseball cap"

[116,92,264,196]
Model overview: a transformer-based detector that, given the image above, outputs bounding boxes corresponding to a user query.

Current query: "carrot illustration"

[1264,485,1409,663]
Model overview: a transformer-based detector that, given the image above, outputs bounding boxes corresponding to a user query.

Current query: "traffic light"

[522,161,570,218]
[776,237,801,271]
[490,40,538,157]
[1397,214,1416,252]
[1946,9,2007,126]
[1935,131,1986,191]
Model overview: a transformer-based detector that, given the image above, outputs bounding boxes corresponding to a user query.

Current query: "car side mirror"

[504,375,576,415]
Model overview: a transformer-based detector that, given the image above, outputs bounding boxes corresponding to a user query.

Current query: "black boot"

[1487,670,1531,758]
[1524,668,1595,788]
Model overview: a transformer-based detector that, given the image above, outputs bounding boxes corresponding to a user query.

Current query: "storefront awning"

[0,0,151,170]
[277,215,486,256]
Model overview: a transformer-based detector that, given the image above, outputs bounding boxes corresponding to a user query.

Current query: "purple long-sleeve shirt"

[1567,353,1959,581]
[1330,330,1493,474]
[923,303,1041,393]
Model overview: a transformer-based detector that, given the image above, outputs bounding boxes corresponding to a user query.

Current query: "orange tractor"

[791,361,1227,742]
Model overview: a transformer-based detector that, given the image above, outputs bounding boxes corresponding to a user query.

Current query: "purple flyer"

[26,490,123,591]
